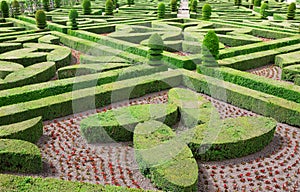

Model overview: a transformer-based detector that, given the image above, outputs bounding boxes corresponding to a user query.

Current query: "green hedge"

[188,116,276,161]
[0,60,23,79]
[0,117,42,143]
[0,139,42,173]
[275,50,300,68]
[80,54,129,64]
[134,120,198,192]
[80,104,178,143]
[282,64,300,83]
[0,42,22,54]
[0,174,154,192]
[38,34,60,45]
[197,66,300,103]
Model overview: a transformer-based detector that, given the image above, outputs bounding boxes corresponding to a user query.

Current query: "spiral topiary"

[190,0,198,13]
[254,0,261,6]
[54,0,61,8]
[170,0,177,12]
[82,0,92,15]
[157,2,165,19]
[147,33,164,66]
[105,0,114,15]
[1,1,9,18]
[202,4,211,20]
[68,9,78,30]
[35,10,47,29]
[201,30,219,66]
[42,0,49,11]
[287,2,296,20]
[11,0,20,17]
[260,2,268,19]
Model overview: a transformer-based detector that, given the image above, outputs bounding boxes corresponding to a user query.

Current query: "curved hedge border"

[0,117,43,144]
[282,64,300,84]
[188,116,277,161]
[0,60,23,79]
[0,139,42,173]
[80,103,178,143]
[134,120,198,192]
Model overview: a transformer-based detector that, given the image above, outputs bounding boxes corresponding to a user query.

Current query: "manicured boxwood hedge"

[275,50,300,68]
[0,60,23,79]
[188,116,277,161]
[134,120,198,192]
[0,42,22,54]
[0,139,42,173]
[282,64,300,83]
[80,104,178,143]
[0,117,43,143]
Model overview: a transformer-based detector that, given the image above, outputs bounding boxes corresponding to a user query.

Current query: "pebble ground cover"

[0,0,299,191]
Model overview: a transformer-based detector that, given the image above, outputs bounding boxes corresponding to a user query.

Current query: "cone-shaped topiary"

[260,2,268,19]
[170,0,177,12]
[11,0,20,17]
[202,4,211,20]
[254,0,261,6]
[54,0,61,8]
[35,10,47,29]
[147,33,164,66]
[82,0,92,15]
[105,0,114,15]
[287,2,296,20]
[157,2,165,19]
[1,1,9,18]
[68,9,78,30]
[190,0,198,13]
[42,0,50,11]
[201,30,219,66]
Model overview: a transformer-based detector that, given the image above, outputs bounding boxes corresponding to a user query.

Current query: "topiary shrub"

[260,2,268,19]
[287,2,296,20]
[157,2,165,19]
[147,33,164,66]
[54,0,61,8]
[105,0,114,15]
[68,9,78,30]
[202,4,211,20]
[201,30,219,66]
[35,10,47,29]
[254,0,261,6]
[170,0,177,12]
[127,0,134,6]
[42,0,49,11]
[190,0,198,13]
[11,0,20,17]
[82,0,92,15]
[0,1,9,18]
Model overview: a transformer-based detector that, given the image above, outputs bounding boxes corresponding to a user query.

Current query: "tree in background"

[147,33,164,66]
[170,0,177,12]
[254,0,261,6]
[54,0,61,8]
[11,0,20,17]
[35,10,47,29]
[201,30,219,66]
[287,2,296,20]
[260,2,268,19]
[190,0,198,13]
[42,0,50,11]
[1,1,9,18]
[157,2,165,19]
[234,0,242,6]
[68,9,78,30]
[202,4,211,20]
[82,0,92,15]
[127,0,134,6]
[105,0,114,15]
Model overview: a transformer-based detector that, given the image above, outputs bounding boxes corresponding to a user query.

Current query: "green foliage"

[82,0,92,15]
[11,0,20,17]
[254,0,261,6]
[157,2,165,19]
[260,2,268,19]
[201,30,219,66]
[287,2,296,20]
[234,0,242,6]
[170,0,177,12]
[54,0,61,8]
[105,0,114,15]
[127,0,134,6]
[35,10,47,29]
[202,3,211,20]
[1,1,9,18]
[190,0,198,13]
[42,0,49,12]
[68,9,78,30]
[147,33,164,66]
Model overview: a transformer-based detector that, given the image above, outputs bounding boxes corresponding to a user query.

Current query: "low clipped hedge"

[0,139,42,173]
[282,64,300,83]
[38,34,60,45]
[0,60,23,79]
[0,174,154,192]
[0,42,22,54]
[80,104,178,143]
[134,120,198,192]
[275,50,300,68]
[189,116,276,161]
[80,54,129,64]
[0,117,43,143]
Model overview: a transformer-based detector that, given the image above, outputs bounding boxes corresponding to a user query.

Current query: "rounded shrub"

[157,2,165,19]
[11,0,20,17]
[260,2,268,19]
[105,0,114,15]
[147,33,164,66]
[54,0,61,8]
[82,0,92,15]
[170,0,177,12]
[190,0,198,13]
[42,0,50,11]
[201,30,219,66]
[287,2,296,20]
[254,0,261,6]
[1,1,9,18]
[35,10,47,29]
[202,3,211,20]
[68,9,78,30]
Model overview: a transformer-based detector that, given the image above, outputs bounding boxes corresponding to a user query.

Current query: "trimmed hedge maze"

[0,0,299,191]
